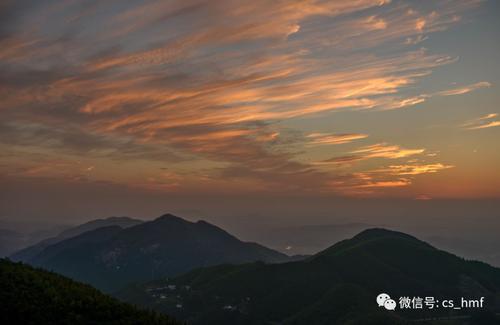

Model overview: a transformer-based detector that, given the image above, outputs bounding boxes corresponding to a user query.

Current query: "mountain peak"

[351,228,434,248]
[155,213,187,222]
[314,227,434,259]
[21,213,290,292]
[354,227,414,239]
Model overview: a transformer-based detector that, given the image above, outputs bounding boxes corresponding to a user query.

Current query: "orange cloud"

[306,133,368,145]
[0,0,487,196]
[467,121,500,130]
[374,163,454,175]
[324,160,454,196]
[415,18,427,31]
[462,113,500,130]
[351,143,425,159]
[357,179,411,188]
[320,143,425,168]
[437,81,491,96]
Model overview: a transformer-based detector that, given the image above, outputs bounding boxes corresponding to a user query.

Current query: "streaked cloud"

[462,113,500,130]
[371,163,454,175]
[378,81,491,111]
[320,143,425,166]
[306,133,368,146]
[478,113,498,120]
[325,161,454,196]
[437,81,491,96]
[357,179,411,188]
[351,143,425,159]
[320,143,425,171]
[0,0,488,197]
[467,121,500,130]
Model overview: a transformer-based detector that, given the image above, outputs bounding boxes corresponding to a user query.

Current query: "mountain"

[0,223,70,257]
[0,229,24,257]
[119,228,500,324]
[11,216,142,262]
[57,216,143,239]
[0,225,69,257]
[0,259,180,325]
[19,214,290,292]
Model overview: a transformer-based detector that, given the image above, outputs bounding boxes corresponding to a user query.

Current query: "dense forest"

[120,229,500,324]
[0,259,181,325]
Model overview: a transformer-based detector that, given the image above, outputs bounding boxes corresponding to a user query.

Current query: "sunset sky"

[1,0,499,223]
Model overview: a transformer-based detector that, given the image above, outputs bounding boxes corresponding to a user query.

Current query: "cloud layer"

[0,0,489,196]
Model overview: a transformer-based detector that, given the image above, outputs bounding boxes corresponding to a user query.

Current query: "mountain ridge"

[119,227,500,324]
[11,216,142,262]
[16,214,291,292]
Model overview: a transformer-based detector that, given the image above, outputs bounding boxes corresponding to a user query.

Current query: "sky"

[0,0,499,227]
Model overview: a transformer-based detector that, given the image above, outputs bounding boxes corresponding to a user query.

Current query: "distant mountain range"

[12,214,291,292]
[11,216,142,262]
[0,259,180,324]
[0,229,24,257]
[0,224,68,257]
[119,228,500,324]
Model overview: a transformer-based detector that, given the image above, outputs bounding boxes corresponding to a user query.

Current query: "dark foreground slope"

[19,214,290,292]
[120,228,500,325]
[0,259,180,325]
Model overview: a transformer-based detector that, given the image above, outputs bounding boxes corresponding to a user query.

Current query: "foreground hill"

[119,228,500,324]
[0,259,180,325]
[19,214,290,292]
[11,216,142,262]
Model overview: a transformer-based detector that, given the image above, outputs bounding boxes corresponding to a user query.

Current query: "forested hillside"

[0,259,181,325]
